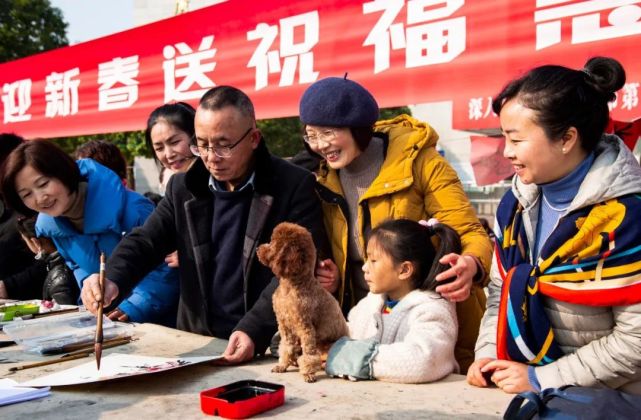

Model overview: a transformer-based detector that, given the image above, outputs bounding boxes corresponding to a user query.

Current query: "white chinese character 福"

[163,35,217,102]
[247,11,320,90]
[535,0,641,50]
[45,68,81,118]
[363,0,466,74]
[2,79,32,123]
[98,55,140,111]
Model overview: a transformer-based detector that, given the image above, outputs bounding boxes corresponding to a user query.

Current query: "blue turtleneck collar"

[539,152,595,209]
[534,152,595,259]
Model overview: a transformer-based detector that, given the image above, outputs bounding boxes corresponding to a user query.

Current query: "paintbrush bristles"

[95,252,106,370]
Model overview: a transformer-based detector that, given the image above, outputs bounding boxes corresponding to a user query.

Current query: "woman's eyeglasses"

[303,129,337,147]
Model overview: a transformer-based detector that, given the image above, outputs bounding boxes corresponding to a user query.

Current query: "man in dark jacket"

[81,86,328,364]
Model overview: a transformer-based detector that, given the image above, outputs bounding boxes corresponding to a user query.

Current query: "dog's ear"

[256,243,272,267]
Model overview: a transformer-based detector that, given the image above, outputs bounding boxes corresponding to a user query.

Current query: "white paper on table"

[19,353,222,387]
[0,378,50,406]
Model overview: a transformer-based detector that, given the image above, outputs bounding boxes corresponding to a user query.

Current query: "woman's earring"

[562,147,567,154]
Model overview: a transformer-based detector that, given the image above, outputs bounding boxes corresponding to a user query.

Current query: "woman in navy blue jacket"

[0,140,178,325]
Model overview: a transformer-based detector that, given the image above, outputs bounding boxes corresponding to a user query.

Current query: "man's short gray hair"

[198,86,255,121]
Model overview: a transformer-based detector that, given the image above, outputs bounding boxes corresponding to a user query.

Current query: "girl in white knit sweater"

[326,218,460,383]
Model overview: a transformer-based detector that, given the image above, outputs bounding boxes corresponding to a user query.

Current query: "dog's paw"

[271,365,287,373]
[303,373,317,383]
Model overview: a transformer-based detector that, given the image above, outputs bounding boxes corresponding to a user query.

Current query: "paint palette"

[200,380,284,418]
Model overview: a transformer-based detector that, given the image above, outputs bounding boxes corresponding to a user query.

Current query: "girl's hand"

[315,258,339,294]
[435,253,478,302]
[482,360,534,394]
[467,358,494,387]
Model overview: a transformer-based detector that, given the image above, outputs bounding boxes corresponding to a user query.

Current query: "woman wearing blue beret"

[298,76,492,373]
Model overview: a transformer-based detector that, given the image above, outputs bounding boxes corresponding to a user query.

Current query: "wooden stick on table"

[9,337,133,372]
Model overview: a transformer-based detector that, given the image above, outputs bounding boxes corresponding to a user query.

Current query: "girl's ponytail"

[421,223,462,291]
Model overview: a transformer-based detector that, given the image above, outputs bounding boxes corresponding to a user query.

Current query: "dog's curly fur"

[257,222,348,382]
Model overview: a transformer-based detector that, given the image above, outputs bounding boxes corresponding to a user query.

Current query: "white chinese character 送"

[98,55,140,111]
[621,82,640,110]
[535,0,641,50]
[163,35,217,102]
[45,68,81,118]
[2,79,32,123]
[363,0,466,74]
[247,11,320,90]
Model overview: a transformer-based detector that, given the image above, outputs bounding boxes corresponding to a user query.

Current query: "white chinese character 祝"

[535,0,641,50]
[621,82,640,110]
[45,68,81,118]
[98,55,140,111]
[247,11,320,90]
[363,0,466,74]
[163,35,217,102]
[2,79,32,123]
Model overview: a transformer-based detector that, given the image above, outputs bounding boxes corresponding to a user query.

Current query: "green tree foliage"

[0,0,68,62]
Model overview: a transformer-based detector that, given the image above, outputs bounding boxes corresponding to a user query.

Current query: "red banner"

[1,0,640,138]
[470,136,514,186]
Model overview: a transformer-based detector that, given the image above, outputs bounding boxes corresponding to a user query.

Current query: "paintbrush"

[9,352,91,372]
[41,336,133,356]
[10,337,134,372]
[94,252,106,370]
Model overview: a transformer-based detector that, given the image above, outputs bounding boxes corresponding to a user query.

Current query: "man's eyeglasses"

[303,129,337,147]
[190,127,254,158]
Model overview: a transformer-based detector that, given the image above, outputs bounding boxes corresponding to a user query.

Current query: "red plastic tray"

[200,380,284,418]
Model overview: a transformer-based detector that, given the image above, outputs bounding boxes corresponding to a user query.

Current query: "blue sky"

[50,0,134,44]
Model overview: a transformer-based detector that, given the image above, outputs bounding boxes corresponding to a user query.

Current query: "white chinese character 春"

[535,0,641,50]
[45,68,80,118]
[247,11,320,91]
[163,35,217,102]
[2,79,32,123]
[621,82,640,110]
[98,55,140,111]
[363,0,466,74]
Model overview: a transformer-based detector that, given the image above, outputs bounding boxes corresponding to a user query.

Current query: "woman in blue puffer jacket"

[0,140,178,326]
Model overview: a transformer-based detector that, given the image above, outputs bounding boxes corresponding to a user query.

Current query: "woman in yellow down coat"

[298,76,493,373]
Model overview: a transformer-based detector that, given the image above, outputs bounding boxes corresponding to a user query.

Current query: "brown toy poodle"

[257,222,348,382]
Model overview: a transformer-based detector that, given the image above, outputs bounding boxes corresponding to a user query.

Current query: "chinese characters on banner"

[1,0,640,138]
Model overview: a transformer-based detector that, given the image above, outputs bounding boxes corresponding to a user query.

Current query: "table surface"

[1,323,513,419]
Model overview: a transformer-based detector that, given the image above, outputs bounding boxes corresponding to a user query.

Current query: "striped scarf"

[495,191,641,365]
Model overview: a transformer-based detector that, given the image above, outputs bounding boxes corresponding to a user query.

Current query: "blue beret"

[299,77,379,127]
